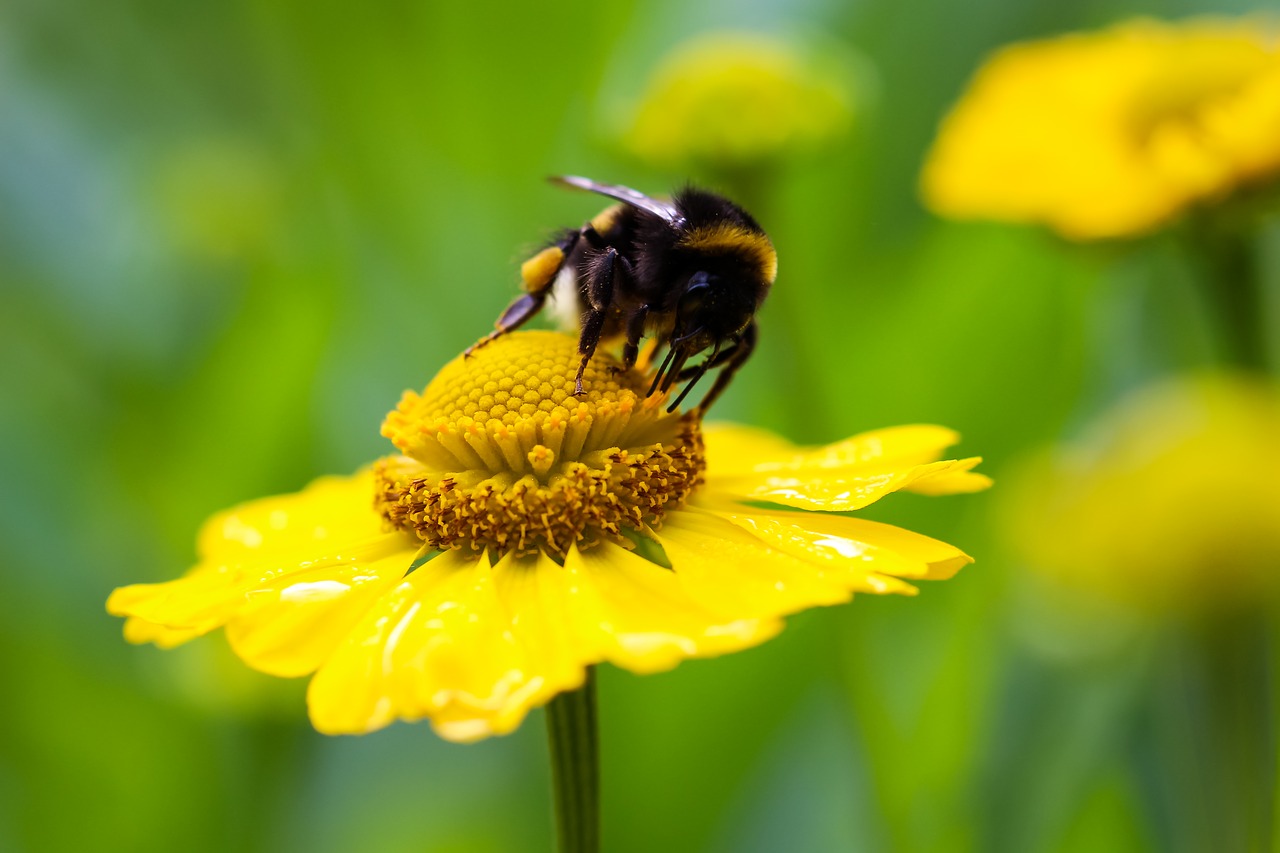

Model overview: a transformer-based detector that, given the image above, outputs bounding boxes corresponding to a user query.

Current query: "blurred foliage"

[1,0,1276,852]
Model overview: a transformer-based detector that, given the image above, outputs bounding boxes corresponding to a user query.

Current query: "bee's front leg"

[612,306,649,375]
[691,320,757,416]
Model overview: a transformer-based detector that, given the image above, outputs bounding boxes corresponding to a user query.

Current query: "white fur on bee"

[548,264,583,332]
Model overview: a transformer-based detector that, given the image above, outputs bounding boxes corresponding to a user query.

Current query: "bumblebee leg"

[617,306,649,373]
[573,247,625,396]
[692,320,757,416]
[674,337,740,380]
[464,292,548,357]
[666,339,721,413]
[467,229,584,357]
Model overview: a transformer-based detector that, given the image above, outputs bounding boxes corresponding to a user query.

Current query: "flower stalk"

[1190,215,1269,373]
[546,667,599,853]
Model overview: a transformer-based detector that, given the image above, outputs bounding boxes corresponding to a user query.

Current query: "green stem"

[1192,217,1268,373]
[1195,614,1276,853]
[546,667,599,853]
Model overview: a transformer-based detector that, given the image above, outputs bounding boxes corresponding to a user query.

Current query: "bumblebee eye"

[678,273,714,316]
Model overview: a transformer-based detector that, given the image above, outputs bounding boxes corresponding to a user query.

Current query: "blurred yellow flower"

[108,331,987,741]
[622,32,864,171]
[922,18,1280,240]
[1006,374,1280,614]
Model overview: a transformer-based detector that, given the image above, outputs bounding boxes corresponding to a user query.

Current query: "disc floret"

[376,332,704,555]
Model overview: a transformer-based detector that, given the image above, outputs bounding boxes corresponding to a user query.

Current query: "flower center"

[375,331,705,556]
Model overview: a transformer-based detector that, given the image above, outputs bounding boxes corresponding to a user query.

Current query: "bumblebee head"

[650,270,761,409]
[667,193,776,354]
[674,271,757,349]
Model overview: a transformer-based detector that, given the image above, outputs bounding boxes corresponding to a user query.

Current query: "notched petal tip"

[696,502,974,591]
[106,572,242,638]
[905,457,993,495]
[122,616,208,649]
[705,422,989,511]
[923,554,973,581]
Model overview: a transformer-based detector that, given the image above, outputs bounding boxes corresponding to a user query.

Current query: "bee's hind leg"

[465,291,547,357]
[466,234,579,357]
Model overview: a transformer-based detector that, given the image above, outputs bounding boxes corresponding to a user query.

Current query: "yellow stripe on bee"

[678,223,778,283]
[590,204,624,235]
[520,246,565,292]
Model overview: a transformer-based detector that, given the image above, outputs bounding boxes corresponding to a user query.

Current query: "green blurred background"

[1,0,1274,851]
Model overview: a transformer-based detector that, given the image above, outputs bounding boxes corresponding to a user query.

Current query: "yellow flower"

[109,332,987,741]
[621,32,863,171]
[1005,374,1280,614]
[922,18,1280,240]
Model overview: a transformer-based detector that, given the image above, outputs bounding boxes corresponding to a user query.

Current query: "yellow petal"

[491,550,596,694]
[563,541,781,673]
[108,565,255,637]
[452,541,774,732]
[700,502,972,584]
[108,469,416,649]
[718,456,987,512]
[122,616,207,649]
[702,423,800,476]
[307,550,542,739]
[710,424,963,476]
[304,536,793,739]
[225,553,412,678]
[905,462,993,496]
[706,423,988,509]
[196,471,386,562]
[655,510,852,619]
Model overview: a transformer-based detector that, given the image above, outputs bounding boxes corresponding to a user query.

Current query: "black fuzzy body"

[476,178,777,413]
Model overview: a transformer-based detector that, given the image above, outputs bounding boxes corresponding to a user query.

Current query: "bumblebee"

[469,176,776,414]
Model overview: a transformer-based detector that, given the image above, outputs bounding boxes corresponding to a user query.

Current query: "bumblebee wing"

[551,175,683,225]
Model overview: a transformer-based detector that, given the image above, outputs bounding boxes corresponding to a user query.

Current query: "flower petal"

[108,564,257,637]
[698,502,973,584]
[719,456,988,512]
[706,424,989,509]
[304,538,790,740]
[903,463,993,497]
[307,550,540,739]
[702,423,800,476]
[107,469,417,647]
[655,510,853,619]
[122,617,207,649]
[225,556,410,678]
[562,541,781,673]
[710,424,962,475]
[195,471,387,561]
